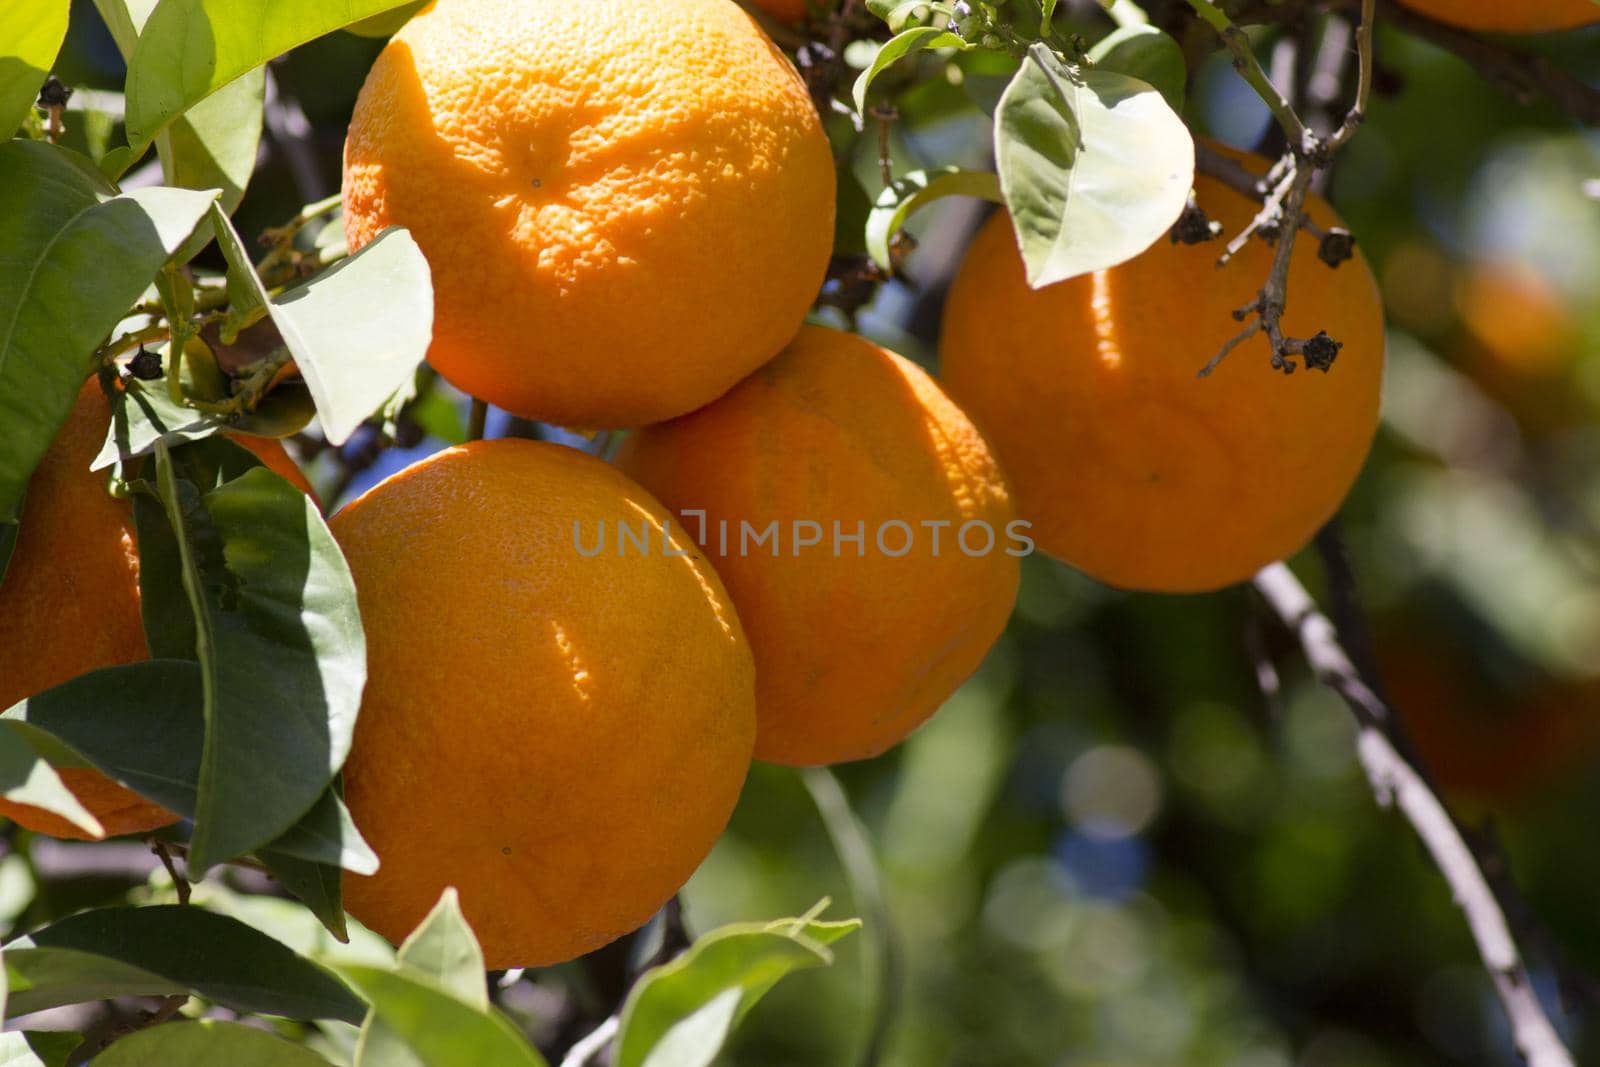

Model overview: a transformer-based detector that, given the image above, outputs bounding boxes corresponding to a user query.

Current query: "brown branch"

[1375,0,1600,126]
[1252,563,1574,1067]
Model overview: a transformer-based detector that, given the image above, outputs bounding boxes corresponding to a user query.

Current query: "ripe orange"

[342,0,835,429]
[1395,0,1599,33]
[616,325,1019,766]
[0,383,313,839]
[939,146,1384,593]
[330,439,755,967]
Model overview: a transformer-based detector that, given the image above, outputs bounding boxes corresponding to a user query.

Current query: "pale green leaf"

[0,0,69,138]
[995,44,1193,287]
[866,167,1001,273]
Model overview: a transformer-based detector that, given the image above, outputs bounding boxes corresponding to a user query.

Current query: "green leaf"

[0,139,217,517]
[265,786,378,876]
[3,659,371,899]
[866,167,1001,273]
[92,1,264,250]
[0,1,69,139]
[345,0,428,36]
[98,1020,333,1067]
[148,444,365,872]
[95,377,229,472]
[5,905,367,1023]
[1,1032,78,1067]
[122,0,426,154]
[0,729,104,840]
[210,208,433,445]
[852,27,967,114]
[614,909,862,1067]
[1,660,204,818]
[158,70,267,262]
[995,44,1193,288]
[1086,23,1186,112]
[337,966,546,1067]
[256,849,348,944]
[354,889,487,1067]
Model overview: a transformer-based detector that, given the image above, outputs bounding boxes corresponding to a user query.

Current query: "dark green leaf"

[149,446,365,872]
[5,906,366,1023]
[0,139,216,517]
[866,167,1002,273]
[1,660,203,817]
[337,966,546,1067]
[98,1020,333,1066]
[1087,23,1186,112]
[122,0,429,155]
[615,909,861,1067]
[354,889,486,1067]
[256,849,348,944]
[0,728,103,840]
[0,1,69,139]
[265,786,378,875]
[852,27,967,114]
[995,44,1193,287]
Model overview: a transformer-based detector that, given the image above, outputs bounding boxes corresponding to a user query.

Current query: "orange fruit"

[616,325,1019,766]
[939,146,1384,593]
[342,0,835,429]
[0,383,313,839]
[1395,0,1599,33]
[330,439,755,967]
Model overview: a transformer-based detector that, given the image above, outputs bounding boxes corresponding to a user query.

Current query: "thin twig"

[1252,563,1574,1067]
[1184,0,1311,150]
[467,399,489,442]
[558,1014,619,1067]
[1326,0,1375,150]
[149,839,191,905]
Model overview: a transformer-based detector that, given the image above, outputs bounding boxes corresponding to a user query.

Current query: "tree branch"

[1375,0,1600,126]
[1252,563,1574,1067]
[1184,0,1312,149]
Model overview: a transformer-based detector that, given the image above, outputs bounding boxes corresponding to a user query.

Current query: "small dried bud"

[128,346,163,381]
[1318,227,1356,268]
[37,76,71,109]
[1301,331,1342,372]
[1170,200,1220,245]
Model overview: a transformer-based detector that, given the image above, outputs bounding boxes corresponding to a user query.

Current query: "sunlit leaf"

[354,889,486,1067]
[5,906,366,1022]
[122,0,426,154]
[0,140,216,517]
[866,166,1001,273]
[337,965,547,1067]
[852,27,967,114]
[97,1020,333,1066]
[211,208,432,445]
[615,908,861,1067]
[1087,23,1186,112]
[0,0,69,139]
[995,44,1193,287]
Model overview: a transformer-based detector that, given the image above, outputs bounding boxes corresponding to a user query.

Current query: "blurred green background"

[19,1,1600,1064]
